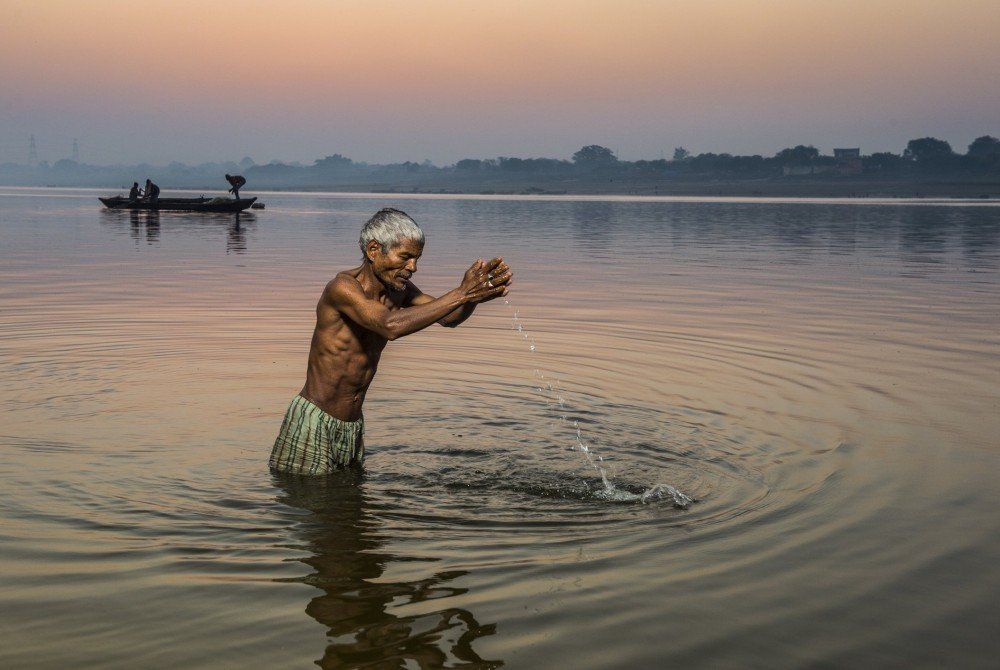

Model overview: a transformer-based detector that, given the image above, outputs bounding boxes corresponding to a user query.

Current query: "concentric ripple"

[1,188,998,668]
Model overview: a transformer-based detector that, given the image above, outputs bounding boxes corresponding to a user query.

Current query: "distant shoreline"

[273,179,1000,199]
[5,137,999,199]
[4,182,999,203]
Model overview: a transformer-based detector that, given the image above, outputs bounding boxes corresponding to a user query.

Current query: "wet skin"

[299,237,512,421]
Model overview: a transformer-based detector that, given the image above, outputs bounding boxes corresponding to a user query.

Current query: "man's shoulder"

[324,268,365,301]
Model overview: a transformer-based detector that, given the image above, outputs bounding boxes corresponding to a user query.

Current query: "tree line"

[257,135,1000,181]
[2,135,997,190]
[456,135,1000,175]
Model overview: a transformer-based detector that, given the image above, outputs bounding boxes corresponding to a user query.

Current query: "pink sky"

[2,0,998,164]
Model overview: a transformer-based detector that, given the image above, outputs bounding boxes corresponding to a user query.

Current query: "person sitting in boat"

[144,179,160,205]
[225,174,247,199]
[128,182,141,202]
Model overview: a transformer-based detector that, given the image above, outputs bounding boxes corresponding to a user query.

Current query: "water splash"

[593,484,694,507]
[503,297,692,508]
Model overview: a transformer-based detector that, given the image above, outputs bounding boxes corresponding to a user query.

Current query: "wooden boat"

[99,196,257,213]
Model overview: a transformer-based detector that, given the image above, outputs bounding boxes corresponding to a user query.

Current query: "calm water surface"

[1,187,998,668]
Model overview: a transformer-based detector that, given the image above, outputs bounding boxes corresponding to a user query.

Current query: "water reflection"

[123,209,161,245]
[272,471,503,669]
[961,215,1000,265]
[144,210,160,243]
[899,207,951,263]
[100,209,256,253]
[565,200,996,271]
[570,201,616,250]
[227,214,247,254]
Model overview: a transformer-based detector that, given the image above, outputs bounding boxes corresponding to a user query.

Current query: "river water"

[1,187,998,668]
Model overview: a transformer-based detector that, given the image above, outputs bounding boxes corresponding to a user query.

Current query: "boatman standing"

[225,174,247,199]
[269,208,512,475]
[144,179,160,205]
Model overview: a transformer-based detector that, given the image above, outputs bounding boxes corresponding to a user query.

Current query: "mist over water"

[1,188,998,668]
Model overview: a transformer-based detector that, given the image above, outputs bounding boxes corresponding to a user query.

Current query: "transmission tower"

[72,138,79,162]
[29,134,38,164]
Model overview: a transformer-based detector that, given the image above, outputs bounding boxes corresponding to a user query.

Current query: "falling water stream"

[505,297,694,508]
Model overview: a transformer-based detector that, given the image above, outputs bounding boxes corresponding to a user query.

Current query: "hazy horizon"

[2,0,998,166]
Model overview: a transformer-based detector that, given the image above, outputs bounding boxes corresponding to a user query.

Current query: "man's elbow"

[374,322,399,340]
[384,320,417,340]
[378,315,405,340]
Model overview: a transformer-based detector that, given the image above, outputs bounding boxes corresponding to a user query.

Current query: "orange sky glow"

[2,0,998,163]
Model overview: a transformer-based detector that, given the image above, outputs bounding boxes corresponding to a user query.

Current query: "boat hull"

[99,196,257,213]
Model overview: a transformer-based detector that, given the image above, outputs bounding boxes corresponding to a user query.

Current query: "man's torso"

[299,266,409,421]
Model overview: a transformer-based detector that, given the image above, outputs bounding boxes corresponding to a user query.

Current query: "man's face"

[371,238,423,291]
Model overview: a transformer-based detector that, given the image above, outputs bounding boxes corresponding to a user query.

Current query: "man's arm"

[409,258,512,328]
[410,286,477,328]
[327,263,506,340]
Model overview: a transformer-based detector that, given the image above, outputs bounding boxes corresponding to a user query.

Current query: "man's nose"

[406,259,418,273]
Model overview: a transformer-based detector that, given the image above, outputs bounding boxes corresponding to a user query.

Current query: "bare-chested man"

[269,208,512,475]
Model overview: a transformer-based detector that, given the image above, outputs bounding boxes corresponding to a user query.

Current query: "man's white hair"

[359,208,425,259]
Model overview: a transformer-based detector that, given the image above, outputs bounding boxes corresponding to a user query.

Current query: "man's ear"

[365,239,382,263]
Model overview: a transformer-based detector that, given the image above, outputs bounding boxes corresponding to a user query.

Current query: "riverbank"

[348,178,1000,199]
[6,177,999,200]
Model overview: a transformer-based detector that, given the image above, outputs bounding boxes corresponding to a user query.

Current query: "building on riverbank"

[834,148,863,175]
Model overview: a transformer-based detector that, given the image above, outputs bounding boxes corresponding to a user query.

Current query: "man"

[269,208,512,475]
[128,182,141,202]
[225,173,247,199]
[144,179,160,205]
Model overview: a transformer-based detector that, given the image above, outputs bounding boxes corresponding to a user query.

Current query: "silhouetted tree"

[314,154,353,169]
[904,137,953,162]
[730,154,767,174]
[961,136,1000,172]
[455,159,482,171]
[632,159,671,172]
[572,145,617,165]
[775,145,820,165]
[903,137,957,172]
[688,152,733,172]
[500,157,522,171]
[672,147,690,161]
[864,151,905,174]
[967,136,1000,161]
[526,158,570,171]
